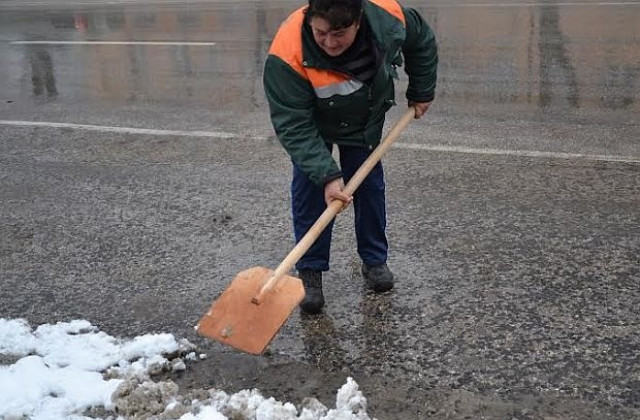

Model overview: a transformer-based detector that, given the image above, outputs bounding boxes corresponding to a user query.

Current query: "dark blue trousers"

[292,144,388,272]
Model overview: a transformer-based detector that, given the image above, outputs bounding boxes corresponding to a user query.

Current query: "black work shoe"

[298,270,324,314]
[362,263,394,292]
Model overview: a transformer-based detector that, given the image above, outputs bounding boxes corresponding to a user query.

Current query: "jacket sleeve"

[401,7,438,103]
[263,54,342,187]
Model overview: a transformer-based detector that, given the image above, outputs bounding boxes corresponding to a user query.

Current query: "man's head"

[307,0,363,57]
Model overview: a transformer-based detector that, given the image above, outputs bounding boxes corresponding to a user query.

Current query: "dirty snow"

[0,318,374,420]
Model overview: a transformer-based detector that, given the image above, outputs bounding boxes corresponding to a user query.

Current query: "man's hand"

[409,101,432,119]
[324,178,353,209]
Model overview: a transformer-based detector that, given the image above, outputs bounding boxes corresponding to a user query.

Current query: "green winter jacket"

[263,0,438,186]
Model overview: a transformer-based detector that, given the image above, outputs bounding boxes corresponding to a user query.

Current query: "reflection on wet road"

[1,1,639,114]
[426,1,640,112]
[1,2,275,109]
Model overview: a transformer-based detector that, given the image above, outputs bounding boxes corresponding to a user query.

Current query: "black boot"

[298,270,324,314]
[362,263,394,292]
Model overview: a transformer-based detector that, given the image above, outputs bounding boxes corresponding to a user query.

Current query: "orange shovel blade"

[196,267,305,355]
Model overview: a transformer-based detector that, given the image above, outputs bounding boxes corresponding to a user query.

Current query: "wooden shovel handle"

[253,107,416,304]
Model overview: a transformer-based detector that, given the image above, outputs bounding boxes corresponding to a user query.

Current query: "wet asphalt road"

[1,0,639,419]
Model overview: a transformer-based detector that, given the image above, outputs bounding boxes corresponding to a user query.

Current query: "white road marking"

[1,120,638,163]
[10,41,216,46]
[394,143,640,163]
[440,2,640,6]
[0,120,235,139]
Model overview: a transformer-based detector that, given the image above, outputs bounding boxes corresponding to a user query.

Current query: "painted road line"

[10,41,216,46]
[394,143,640,164]
[442,2,640,6]
[1,120,638,163]
[0,120,235,139]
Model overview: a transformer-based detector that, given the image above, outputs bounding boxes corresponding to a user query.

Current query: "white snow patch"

[0,318,376,420]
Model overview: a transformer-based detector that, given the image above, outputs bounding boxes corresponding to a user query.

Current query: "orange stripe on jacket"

[268,7,307,78]
[369,0,406,25]
[268,6,349,89]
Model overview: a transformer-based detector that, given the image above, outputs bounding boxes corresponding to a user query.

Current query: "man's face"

[309,16,360,57]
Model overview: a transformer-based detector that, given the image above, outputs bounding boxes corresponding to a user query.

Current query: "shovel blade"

[196,267,305,355]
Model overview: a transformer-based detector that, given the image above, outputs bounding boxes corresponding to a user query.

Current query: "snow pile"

[0,318,374,420]
[155,377,371,420]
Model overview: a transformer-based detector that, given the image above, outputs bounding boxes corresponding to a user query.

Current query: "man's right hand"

[409,101,432,119]
[324,178,353,209]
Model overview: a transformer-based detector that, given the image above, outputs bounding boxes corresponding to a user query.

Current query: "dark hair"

[307,0,363,30]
